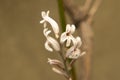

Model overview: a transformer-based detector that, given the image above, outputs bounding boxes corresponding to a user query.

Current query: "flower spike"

[40,10,86,80]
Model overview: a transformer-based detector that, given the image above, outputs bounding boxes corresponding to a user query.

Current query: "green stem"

[57,0,66,32]
[57,0,76,80]
[59,51,70,77]
[70,65,76,80]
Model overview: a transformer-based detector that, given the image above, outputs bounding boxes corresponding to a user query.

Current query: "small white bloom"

[40,11,59,38]
[52,67,66,76]
[43,28,60,52]
[48,58,62,65]
[48,58,64,73]
[66,46,80,59]
[66,37,85,59]
[60,24,75,47]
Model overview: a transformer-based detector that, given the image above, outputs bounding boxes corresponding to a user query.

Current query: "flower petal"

[41,11,46,18]
[72,37,82,48]
[43,22,47,28]
[76,37,82,48]
[52,67,67,76]
[66,37,71,47]
[48,37,60,51]
[66,24,71,33]
[43,27,60,52]
[45,41,53,52]
[60,32,67,44]
[45,17,59,38]
[66,46,74,58]
[69,35,75,44]
[43,28,51,37]
[70,25,76,34]
[48,58,62,65]
[46,10,49,16]
[41,11,59,38]
[66,46,81,59]
[40,19,45,23]
[69,49,80,59]
[41,11,49,18]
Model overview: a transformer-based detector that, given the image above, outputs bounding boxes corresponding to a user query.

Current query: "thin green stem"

[57,0,76,80]
[69,59,77,80]
[70,65,76,80]
[57,0,66,32]
[59,51,69,76]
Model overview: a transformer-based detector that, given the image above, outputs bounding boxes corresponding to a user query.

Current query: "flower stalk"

[57,1,77,79]
[40,11,85,80]
[57,0,66,32]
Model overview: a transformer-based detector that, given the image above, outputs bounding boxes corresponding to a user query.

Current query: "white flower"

[40,11,59,38]
[66,37,85,59]
[43,28,60,52]
[60,24,75,47]
[52,67,67,76]
[48,58,62,65]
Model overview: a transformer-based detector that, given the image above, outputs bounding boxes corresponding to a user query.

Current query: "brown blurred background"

[0,0,120,80]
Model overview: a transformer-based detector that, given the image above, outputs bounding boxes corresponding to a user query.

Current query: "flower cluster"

[40,11,85,79]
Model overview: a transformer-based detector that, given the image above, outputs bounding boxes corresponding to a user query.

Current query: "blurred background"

[0,0,120,80]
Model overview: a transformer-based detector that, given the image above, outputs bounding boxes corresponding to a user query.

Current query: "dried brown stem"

[63,0,101,80]
[63,0,85,22]
[78,22,93,80]
[82,0,92,15]
[87,0,102,24]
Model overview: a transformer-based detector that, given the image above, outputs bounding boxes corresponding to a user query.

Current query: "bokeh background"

[0,0,120,80]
